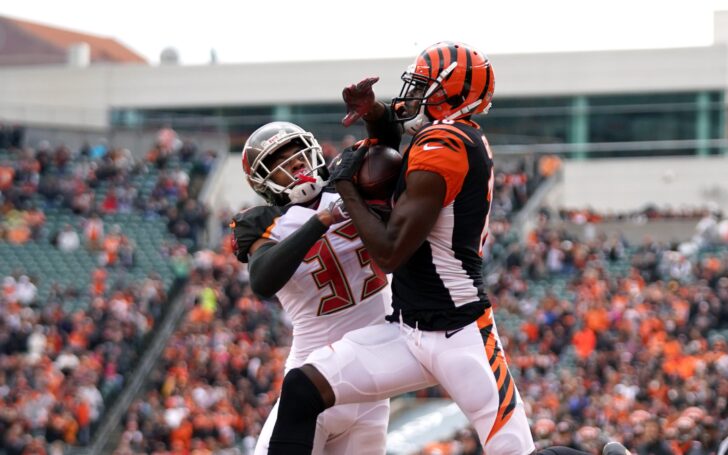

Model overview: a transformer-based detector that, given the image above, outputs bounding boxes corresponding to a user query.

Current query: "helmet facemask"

[391,42,495,135]
[391,62,457,135]
[245,128,328,205]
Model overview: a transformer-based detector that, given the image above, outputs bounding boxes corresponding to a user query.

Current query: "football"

[355,145,403,200]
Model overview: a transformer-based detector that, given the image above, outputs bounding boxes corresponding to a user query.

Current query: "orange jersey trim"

[260,217,279,240]
[406,126,469,206]
[480,313,517,443]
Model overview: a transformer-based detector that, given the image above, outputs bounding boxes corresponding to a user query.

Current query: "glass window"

[588,93,698,144]
[478,97,571,146]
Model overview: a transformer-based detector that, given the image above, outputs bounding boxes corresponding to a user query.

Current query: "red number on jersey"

[304,237,356,315]
[332,222,388,301]
[303,222,388,316]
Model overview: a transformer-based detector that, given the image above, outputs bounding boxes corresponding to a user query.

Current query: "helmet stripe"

[448,45,457,72]
[476,60,493,105]
[436,47,445,77]
[429,49,441,80]
[459,48,473,102]
[421,51,433,78]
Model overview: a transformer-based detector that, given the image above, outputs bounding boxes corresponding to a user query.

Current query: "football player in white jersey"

[231,121,395,455]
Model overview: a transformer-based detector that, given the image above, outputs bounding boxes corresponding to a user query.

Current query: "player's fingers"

[357,76,380,90]
[342,111,361,127]
[342,84,356,101]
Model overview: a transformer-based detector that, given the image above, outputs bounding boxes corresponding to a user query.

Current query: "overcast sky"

[2,0,728,65]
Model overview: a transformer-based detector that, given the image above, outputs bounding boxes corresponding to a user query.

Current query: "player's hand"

[342,76,380,127]
[328,143,368,183]
[317,198,349,226]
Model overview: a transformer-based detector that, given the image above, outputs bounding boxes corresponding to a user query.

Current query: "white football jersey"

[266,191,391,371]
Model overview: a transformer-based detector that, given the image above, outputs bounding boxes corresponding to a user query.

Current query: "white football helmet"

[242,122,328,205]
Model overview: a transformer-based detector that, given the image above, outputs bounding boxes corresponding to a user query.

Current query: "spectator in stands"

[15,275,37,305]
[83,213,104,250]
[4,206,31,244]
[57,224,80,253]
[24,205,45,240]
[90,138,108,160]
[101,188,119,214]
[0,158,14,191]
[637,419,674,455]
[118,250,287,453]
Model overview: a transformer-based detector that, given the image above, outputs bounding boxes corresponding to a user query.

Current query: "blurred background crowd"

[2,10,728,453]
[1,129,727,455]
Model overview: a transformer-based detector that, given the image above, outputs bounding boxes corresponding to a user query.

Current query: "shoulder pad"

[412,123,473,153]
[231,205,283,263]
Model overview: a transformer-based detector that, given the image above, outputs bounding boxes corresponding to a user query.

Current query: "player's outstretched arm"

[341,77,402,149]
[335,170,444,273]
[364,103,402,151]
[244,212,334,298]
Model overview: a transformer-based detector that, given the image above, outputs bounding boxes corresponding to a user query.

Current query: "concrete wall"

[554,156,728,213]
[1,44,726,129]
[563,219,701,244]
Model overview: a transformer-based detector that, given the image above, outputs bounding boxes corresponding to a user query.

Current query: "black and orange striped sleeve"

[231,205,282,263]
[406,124,472,206]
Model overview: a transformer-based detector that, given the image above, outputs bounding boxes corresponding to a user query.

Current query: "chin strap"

[443,99,484,122]
[287,175,327,204]
[403,62,459,135]
[403,112,428,135]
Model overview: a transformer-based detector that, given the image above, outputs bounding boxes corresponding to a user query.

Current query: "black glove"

[328,144,368,183]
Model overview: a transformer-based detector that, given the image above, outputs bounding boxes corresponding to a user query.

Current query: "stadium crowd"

[0,268,168,454]
[421,214,728,454]
[0,129,215,453]
[0,128,212,250]
[4,124,726,455]
[116,244,289,455]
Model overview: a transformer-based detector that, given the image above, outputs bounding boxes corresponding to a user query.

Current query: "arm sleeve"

[365,104,402,150]
[407,125,470,206]
[248,214,329,298]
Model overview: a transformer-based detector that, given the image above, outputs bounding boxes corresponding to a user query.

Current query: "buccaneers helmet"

[242,122,328,205]
[392,41,495,134]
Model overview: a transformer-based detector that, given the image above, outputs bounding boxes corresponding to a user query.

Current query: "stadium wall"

[0,45,726,129]
[553,155,728,213]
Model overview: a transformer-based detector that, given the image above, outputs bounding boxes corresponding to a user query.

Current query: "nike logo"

[422,144,442,151]
[444,327,464,338]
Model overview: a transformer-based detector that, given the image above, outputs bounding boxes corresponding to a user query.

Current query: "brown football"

[355,145,403,201]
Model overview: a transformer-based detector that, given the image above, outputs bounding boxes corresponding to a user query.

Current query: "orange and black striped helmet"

[391,42,494,132]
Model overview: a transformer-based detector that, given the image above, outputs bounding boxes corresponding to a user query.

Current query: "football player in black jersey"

[267,42,631,455]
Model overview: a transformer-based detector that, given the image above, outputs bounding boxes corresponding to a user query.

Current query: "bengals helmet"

[242,122,328,205]
[392,41,495,134]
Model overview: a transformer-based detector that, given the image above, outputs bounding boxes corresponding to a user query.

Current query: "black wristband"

[366,104,402,150]
[248,215,328,298]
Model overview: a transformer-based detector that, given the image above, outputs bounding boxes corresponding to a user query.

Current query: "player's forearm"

[335,181,399,273]
[248,214,329,298]
[364,103,402,150]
